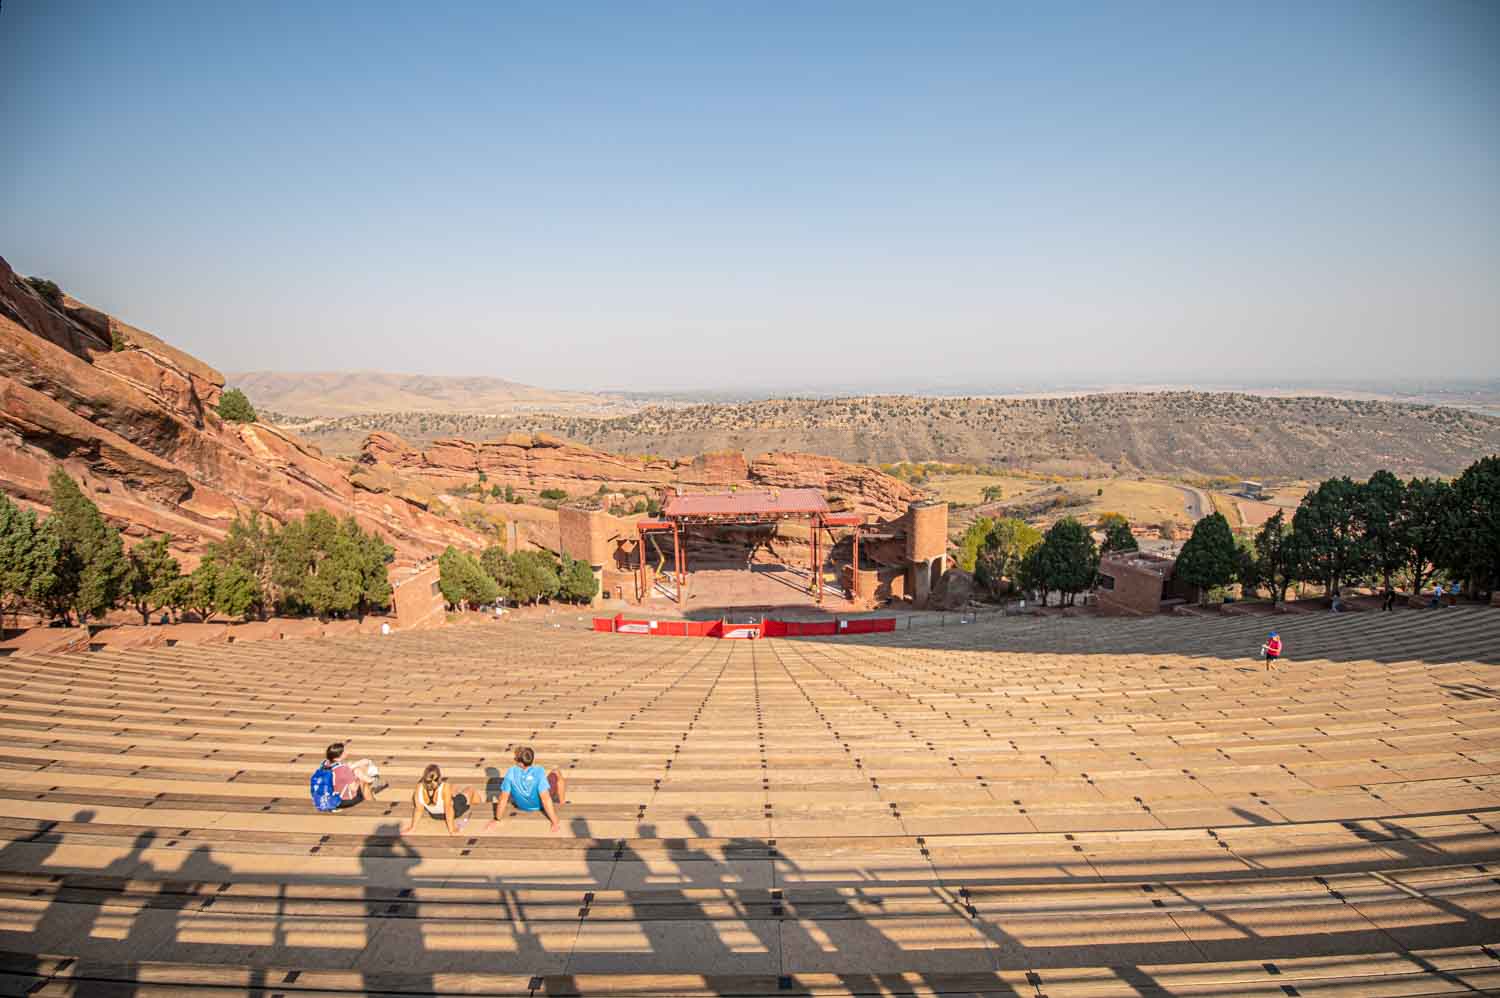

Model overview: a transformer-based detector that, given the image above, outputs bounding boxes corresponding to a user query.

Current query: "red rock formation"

[0,255,485,563]
[359,434,919,517]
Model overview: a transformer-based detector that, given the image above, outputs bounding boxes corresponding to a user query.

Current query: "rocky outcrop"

[0,254,485,563]
[359,434,920,518]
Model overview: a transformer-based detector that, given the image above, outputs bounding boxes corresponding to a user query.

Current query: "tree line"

[1,470,395,626]
[436,545,599,610]
[948,456,1499,606]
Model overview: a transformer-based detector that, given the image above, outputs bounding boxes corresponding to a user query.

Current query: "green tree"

[509,549,560,605]
[1099,517,1138,556]
[557,554,599,604]
[45,468,129,622]
[214,563,261,620]
[1015,544,1047,605]
[125,535,182,625]
[1359,470,1407,593]
[974,517,1042,596]
[25,276,62,308]
[539,488,568,502]
[1175,512,1237,601]
[479,546,514,600]
[271,511,391,617]
[437,546,499,610]
[504,484,517,504]
[185,561,222,621]
[1253,510,1302,604]
[207,512,279,613]
[1293,477,1369,594]
[955,516,995,573]
[0,492,60,627]
[1397,477,1453,597]
[1034,517,1097,607]
[217,388,257,423]
[1446,456,1500,595]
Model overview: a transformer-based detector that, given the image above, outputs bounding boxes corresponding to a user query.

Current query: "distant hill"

[228,370,638,418]
[275,391,1500,480]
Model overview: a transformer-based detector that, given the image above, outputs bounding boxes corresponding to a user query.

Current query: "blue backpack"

[310,765,341,812]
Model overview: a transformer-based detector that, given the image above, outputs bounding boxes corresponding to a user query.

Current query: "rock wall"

[0,254,485,563]
[359,434,921,518]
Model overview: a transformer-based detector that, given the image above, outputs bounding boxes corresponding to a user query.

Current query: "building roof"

[663,489,831,520]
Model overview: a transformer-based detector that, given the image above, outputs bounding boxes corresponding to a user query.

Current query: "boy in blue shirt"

[487,745,567,833]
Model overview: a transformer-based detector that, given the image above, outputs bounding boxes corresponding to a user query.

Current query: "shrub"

[110,329,129,352]
[539,488,568,502]
[25,277,62,308]
[217,388,257,423]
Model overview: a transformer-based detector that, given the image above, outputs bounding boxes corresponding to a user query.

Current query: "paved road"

[1175,484,1211,520]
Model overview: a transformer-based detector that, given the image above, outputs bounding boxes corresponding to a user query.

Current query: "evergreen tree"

[558,554,599,603]
[437,546,499,610]
[1176,512,1237,601]
[1359,470,1407,592]
[45,469,129,622]
[214,563,261,620]
[479,546,514,599]
[185,561,222,621]
[1446,456,1500,595]
[125,535,182,624]
[1253,510,1301,604]
[0,491,60,626]
[1016,544,1047,605]
[1293,477,1369,593]
[1398,477,1454,597]
[207,512,279,613]
[217,388,257,423]
[1099,518,1138,556]
[509,550,560,605]
[1035,517,1096,606]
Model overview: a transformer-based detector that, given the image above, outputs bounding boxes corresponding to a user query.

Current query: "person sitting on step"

[322,742,380,805]
[487,745,567,834]
[403,764,476,835]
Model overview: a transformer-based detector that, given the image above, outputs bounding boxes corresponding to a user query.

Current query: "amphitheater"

[2,605,1500,996]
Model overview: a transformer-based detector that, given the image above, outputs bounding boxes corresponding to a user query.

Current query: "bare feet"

[485,819,500,832]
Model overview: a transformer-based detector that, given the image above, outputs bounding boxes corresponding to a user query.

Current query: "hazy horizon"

[5,2,1498,390]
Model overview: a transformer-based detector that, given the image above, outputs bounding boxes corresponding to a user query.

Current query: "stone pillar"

[558,504,613,607]
[905,499,949,609]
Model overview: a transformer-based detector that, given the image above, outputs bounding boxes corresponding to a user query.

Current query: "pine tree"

[1035,517,1097,606]
[126,535,182,625]
[45,469,129,622]
[0,491,60,626]
[1176,512,1238,601]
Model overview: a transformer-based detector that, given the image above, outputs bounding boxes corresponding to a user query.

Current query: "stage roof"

[663,489,831,519]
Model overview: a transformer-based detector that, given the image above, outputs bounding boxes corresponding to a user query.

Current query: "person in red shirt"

[1260,631,1282,671]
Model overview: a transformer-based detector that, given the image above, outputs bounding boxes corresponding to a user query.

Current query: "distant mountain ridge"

[228,370,636,417]
[275,391,1500,481]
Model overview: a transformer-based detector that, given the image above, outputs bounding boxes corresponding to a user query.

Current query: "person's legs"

[538,792,561,833]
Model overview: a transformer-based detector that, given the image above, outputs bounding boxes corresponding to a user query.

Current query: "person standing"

[1429,582,1444,609]
[1381,585,1396,612]
[1260,631,1282,671]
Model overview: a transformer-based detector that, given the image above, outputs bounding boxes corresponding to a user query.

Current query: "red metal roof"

[663,489,830,519]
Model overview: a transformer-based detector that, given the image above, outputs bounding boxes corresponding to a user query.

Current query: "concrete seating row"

[0,606,1496,993]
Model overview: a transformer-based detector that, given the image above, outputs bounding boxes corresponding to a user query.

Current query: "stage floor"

[637,562,864,620]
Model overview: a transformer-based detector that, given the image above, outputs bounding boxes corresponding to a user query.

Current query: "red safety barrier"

[592,614,894,640]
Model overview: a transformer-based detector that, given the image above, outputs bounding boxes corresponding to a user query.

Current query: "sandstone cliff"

[356,432,921,518]
[0,255,486,563]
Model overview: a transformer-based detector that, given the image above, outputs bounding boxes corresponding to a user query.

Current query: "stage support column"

[852,526,860,602]
[673,522,684,604]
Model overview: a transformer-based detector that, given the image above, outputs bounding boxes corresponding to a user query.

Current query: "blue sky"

[3,1,1497,391]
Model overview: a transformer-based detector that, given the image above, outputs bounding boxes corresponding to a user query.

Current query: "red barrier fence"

[592,614,894,640]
